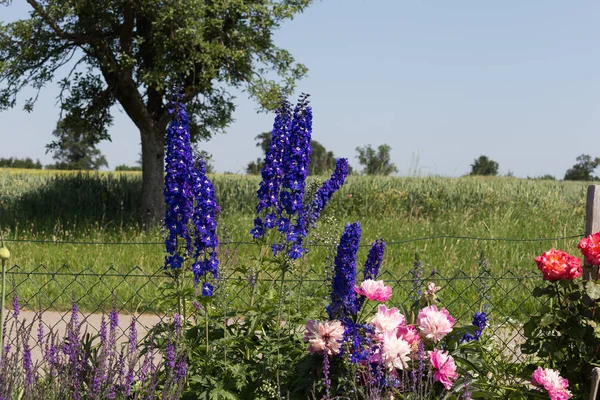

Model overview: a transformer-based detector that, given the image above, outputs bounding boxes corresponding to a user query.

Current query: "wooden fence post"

[585,185,600,281]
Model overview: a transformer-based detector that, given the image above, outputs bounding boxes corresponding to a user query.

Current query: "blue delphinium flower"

[460,311,488,343]
[327,222,362,322]
[190,156,220,284]
[363,239,386,281]
[251,94,317,260]
[251,100,292,239]
[164,99,194,268]
[355,239,386,311]
[280,94,313,257]
[305,158,350,228]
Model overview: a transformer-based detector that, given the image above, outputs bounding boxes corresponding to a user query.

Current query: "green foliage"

[521,278,600,396]
[355,144,398,176]
[564,154,600,181]
[0,0,311,141]
[175,247,326,399]
[246,131,343,175]
[0,157,42,169]
[469,156,499,176]
[46,120,109,170]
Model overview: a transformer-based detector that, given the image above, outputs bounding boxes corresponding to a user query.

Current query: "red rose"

[578,232,600,266]
[535,249,582,281]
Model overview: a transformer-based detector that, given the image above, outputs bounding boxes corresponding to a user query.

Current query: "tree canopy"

[564,154,600,181]
[45,120,109,170]
[469,155,499,176]
[355,144,397,176]
[0,0,312,225]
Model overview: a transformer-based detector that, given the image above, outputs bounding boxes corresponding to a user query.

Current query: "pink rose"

[531,367,572,400]
[304,320,345,356]
[354,279,392,302]
[417,305,454,343]
[370,305,405,335]
[429,348,459,390]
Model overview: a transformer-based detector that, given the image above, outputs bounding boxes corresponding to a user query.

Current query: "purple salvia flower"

[252,100,292,239]
[164,98,195,268]
[23,341,33,387]
[410,255,424,302]
[36,314,44,346]
[11,292,19,320]
[305,158,350,228]
[248,268,256,289]
[99,315,107,345]
[175,359,188,381]
[128,318,137,354]
[173,314,183,337]
[165,340,175,370]
[326,222,361,322]
[322,354,331,400]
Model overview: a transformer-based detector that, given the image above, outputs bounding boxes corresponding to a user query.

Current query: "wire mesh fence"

[2,256,547,385]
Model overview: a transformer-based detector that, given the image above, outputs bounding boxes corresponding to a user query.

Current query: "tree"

[564,154,600,181]
[0,157,42,169]
[0,0,311,225]
[46,121,109,170]
[470,155,499,176]
[246,131,342,175]
[355,144,398,176]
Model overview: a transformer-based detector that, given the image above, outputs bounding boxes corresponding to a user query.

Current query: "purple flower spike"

[363,239,386,281]
[164,99,195,266]
[306,158,349,227]
[327,222,362,322]
[12,291,19,319]
[252,100,292,239]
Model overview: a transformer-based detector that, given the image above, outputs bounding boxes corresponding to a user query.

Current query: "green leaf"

[586,280,600,299]
[539,314,554,327]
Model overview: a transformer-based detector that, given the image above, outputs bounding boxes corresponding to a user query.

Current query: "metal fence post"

[585,185,600,281]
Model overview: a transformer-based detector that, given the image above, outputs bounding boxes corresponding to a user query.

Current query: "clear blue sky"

[2,1,600,177]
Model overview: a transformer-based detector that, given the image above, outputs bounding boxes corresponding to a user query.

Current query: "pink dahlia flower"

[370,305,405,335]
[531,367,572,400]
[304,320,345,356]
[354,279,392,302]
[578,232,600,266]
[417,305,454,343]
[380,331,411,371]
[429,348,459,390]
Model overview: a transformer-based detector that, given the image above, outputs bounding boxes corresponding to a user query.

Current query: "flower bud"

[0,246,10,261]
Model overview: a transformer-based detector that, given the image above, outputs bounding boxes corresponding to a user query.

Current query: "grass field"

[0,168,591,319]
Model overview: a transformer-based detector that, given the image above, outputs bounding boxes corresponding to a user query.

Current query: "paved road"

[3,309,163,364]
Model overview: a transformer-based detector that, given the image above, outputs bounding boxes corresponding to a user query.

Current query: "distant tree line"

[0,157,43,169]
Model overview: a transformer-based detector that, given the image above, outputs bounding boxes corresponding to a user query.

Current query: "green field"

[0,168,591,319]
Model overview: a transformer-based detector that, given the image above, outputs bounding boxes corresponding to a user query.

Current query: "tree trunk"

[140,125,165,228]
